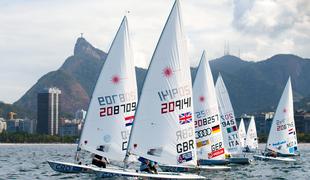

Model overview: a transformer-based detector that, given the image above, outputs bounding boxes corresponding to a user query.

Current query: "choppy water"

[0,143,309,179]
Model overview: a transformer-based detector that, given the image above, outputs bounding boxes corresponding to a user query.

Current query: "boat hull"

[228,157,251,165]
[47,160,93,173]
[159,164,230,173]
[198,159,229,165]
[93,167,205,179]
[253,155,296,162]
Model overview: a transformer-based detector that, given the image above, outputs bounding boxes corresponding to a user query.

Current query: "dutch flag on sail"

[288,128,295,135]
[125,116,134,126]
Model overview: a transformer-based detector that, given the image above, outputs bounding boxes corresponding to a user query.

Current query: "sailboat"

[215,74,250,164]
[238,118,246,150]
[191,51,228,166]
[254,77,299,162]
[244,116,258,152]
[159,53,230,171]
[94,0,207,178]
[48,16,138,173]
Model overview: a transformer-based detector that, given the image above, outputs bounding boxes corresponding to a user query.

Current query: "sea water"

[0,143,309,179]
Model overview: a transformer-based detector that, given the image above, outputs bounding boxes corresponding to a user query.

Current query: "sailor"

[245,145,250,152]
[91,154,109,168]
[138,157,158,174]
[264,149,277,158]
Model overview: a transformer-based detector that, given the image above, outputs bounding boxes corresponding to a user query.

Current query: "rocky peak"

[74,37,101,59]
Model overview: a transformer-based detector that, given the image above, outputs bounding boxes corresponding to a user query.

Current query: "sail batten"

[79,16,138,162]
[266,77,298,155]
[193,51,225,160]
[127,0,197,166]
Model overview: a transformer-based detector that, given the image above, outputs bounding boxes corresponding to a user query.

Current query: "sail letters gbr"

[158,85,195,163]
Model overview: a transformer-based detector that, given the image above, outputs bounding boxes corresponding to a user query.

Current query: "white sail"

[193,51,225,160]
[79,16,138,162]
[245,116,258,150]
[266,77,298,155]
[238,118,246,148]
[215,74,241,155]
[127,0,197,166]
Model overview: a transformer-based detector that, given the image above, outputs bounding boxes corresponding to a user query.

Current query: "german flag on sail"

[226,125,237,133]
[197,140,210,148]
[212,125,220,134]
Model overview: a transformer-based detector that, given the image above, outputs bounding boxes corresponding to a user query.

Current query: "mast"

[193,51,225,160]
[78,16,138,162]
[215,74,242,155]
[266,77,298,154]
[125,0,197,166]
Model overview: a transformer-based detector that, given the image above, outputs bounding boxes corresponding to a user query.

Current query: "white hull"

[93,166,205,179]
[159,164,230,173]
[47,160,94,173]
[253,155,296,162]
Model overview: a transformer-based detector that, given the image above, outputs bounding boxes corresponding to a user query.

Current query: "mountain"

[14,37,107,117]
[209,54,310,115]
[0,102,32,119]
[209,55,254,74]
[13,37,310,118]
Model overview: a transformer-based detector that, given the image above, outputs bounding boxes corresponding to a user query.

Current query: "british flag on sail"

[179,112,192,125]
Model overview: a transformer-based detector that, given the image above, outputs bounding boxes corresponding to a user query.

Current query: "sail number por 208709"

[99,102,136,117]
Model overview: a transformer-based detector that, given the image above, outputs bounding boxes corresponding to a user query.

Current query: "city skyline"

[0,0,309,103]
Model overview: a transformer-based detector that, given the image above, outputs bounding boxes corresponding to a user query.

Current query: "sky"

[0,0,309,104]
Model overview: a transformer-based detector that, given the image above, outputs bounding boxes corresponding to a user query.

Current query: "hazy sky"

[0,0,309,104]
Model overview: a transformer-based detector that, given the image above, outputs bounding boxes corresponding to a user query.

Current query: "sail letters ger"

[193,51,226,160]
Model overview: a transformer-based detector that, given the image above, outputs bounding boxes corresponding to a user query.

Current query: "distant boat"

[244,116,258,152]
[254,77,299,162]
[192,51,228,166]
[215,74,250,165]
[238,118,246,149]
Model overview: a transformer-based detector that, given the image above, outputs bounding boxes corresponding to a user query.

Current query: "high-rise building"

[37,87,61,135]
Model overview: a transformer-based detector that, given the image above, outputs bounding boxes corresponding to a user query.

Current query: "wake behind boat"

[253,155,296,162]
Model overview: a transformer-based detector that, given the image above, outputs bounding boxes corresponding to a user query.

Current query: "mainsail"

[193,51,225,160]
[238,118,246,148]
[266,77,298,155]
[215,74,241,155]
[127,0,197,166]
[245,116,258,150]
[79,16,138,162]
